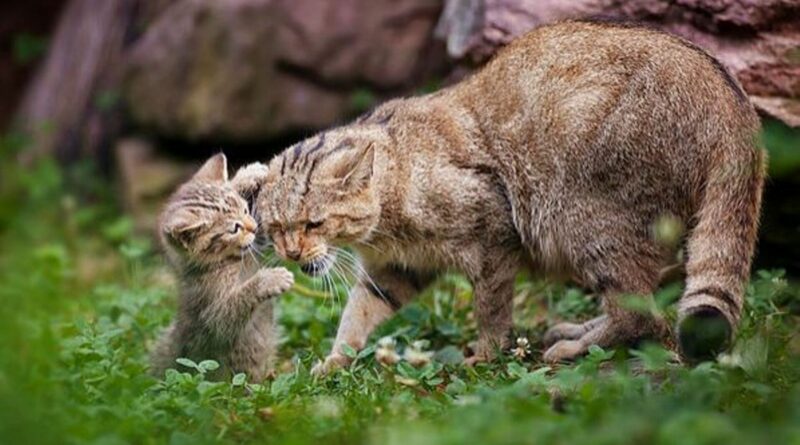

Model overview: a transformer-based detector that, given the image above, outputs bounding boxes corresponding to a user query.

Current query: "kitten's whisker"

[247,248,260,267]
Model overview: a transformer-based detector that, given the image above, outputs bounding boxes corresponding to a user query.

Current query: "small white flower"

[512,336,531,360]
[376,336,400,366]
[376,347,401,366]
[404,348,433,367]
[377,336,397,349]
[404,340,433,367]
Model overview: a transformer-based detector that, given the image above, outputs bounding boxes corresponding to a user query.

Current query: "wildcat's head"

[257,127,384,276]
[159,154,258,266]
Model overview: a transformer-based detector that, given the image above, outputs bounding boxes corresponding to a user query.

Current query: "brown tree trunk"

[0,0,66,131]
[13,0,144,165]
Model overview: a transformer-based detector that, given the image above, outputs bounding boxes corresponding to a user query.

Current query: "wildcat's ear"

[193,153,228,183]
[162,210,208,250]
[330,143,375,190]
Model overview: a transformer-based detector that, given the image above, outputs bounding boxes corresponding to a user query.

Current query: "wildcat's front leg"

[466,252,518,365]
[311,282,395,376]
[312,265,433,377]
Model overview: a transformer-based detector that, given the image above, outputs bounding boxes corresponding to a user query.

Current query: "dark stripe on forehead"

[375,110,395,125]
[175,200,224,212]
[301,156,321,197]
[280,155,287,176]
[303,134,326,161]
[289,140,307,169]
[325,138,355,158]
[356,107,395,126]
[355,108,375,124]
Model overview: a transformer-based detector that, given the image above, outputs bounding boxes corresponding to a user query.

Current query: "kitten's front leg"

[203,267,294,339]
[312,265,433,377]
[249,267,295,298]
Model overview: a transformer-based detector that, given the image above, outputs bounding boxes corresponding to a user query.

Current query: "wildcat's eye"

[230,222,243,234]
[306,220,324,231]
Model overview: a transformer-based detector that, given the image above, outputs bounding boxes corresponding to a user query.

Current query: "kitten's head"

[257,127,383,276]
[160,154,257,266]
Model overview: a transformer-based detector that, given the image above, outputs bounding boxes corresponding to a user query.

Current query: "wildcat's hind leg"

[543,286,670,363]
[542,208,670,362]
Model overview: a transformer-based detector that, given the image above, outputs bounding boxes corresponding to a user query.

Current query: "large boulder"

[436,0,800,127]
[124,0,446,141]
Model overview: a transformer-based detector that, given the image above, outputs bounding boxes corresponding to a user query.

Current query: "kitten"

[254,21,765,373]
[150,154,294,381]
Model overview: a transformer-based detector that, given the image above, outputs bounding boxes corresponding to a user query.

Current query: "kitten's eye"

[230,222,243,234]
[306,220,324,231]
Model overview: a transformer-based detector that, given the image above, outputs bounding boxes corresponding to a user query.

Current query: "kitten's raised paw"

[231,162,269,196]
[543,340,587,363]
[259,267,295,296]
[310,353,351,377]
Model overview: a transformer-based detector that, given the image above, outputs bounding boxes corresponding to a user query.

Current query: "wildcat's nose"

[285,249,302,261]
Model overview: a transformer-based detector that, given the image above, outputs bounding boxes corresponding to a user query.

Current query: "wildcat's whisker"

[328,261,351,311]
[332,247,390,306]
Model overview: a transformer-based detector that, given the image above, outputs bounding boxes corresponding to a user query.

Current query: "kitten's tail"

[677,132,766,362]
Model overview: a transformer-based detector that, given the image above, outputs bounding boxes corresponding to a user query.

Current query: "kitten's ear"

[193,153,228,183]
[332,143,375,190]
[163,210,208,250]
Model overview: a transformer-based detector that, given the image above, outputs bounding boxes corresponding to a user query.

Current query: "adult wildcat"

[151,154,294,381]
[254,21,764,373]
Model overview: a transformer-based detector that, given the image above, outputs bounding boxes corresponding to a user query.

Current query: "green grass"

[1,138,800,445]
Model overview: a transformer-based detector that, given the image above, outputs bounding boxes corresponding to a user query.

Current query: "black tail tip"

[677,306,732,363]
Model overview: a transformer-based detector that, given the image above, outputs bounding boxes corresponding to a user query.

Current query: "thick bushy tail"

[677,136,766,361]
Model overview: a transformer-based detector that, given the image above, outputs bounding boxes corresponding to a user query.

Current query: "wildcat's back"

[448,21,764,358]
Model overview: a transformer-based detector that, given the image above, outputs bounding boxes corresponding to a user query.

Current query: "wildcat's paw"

[543,340,586,363]
[544,315,608,347]
[259,267,294,297]
[310,353,351,377]
[543,322,586,347]
[464,354,490,367]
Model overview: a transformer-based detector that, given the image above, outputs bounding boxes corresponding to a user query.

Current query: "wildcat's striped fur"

[150,154,293,381]
[254,21,765,372]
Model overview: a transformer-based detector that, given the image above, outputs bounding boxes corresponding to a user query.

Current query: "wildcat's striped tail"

[677,133,766,361]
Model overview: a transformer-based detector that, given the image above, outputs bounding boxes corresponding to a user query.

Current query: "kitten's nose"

[243,216,257,234]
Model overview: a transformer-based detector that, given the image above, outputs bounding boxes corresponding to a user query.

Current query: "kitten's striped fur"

[255,21,765,372]
[150,154,293,381]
